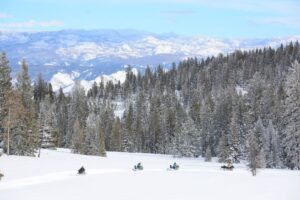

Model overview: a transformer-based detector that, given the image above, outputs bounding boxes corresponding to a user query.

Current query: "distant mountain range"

[0,29,299,90]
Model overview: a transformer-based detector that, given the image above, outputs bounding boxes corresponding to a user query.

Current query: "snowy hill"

[1,29,300,81]
[0,149,299,200]
[50,68,138,92]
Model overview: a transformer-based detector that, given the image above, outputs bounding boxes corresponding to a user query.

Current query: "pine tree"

[66,81,88,148]
[14,60,39,156]
[99,127,106,157]
[205,146,212,162]
[218,131,229,162]
[246,73,265,130]
[149,96,163,153]
[16,60,33,108]
[173,117,199,157]
[55,88,68,147]
[251,117,266,167]
[110,117,122,152]
[84,112,99,155]
[0,52,12,151]
[200,94,214,157]
[265,120,281,168]
[3,90,24,155]
[71,118,84,154]
[247,130,263,176]
[229,99,241,163]
[164,106,177,154]
[281,61,300,169]
[122,103,134,152]
[38,95,58,150]
[33,73,47,102]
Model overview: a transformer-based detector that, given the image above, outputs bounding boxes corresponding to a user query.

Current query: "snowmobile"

[133,162,143,171]
[221,159,234,171]
[0,172,4,180]
[78,166,86,175]
[168,162,180,170]
[221,165,234,170]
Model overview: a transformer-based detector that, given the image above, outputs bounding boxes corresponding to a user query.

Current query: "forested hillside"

[0,42,299,170]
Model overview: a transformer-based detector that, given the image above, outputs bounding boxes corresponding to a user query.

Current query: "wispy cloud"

[0,20,64,29]
[161,10,197,17]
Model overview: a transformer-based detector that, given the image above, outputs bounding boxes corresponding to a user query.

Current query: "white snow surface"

[0,149,299,200]
[50,72,74,91]
[50,68,138,92]
[54,35,300,60]
[235,85,248,96]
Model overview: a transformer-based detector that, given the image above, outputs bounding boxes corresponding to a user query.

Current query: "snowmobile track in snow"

[0,167,231,190]
[0,169,124,190]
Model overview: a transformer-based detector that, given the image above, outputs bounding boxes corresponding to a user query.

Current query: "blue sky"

[0,0,300,38]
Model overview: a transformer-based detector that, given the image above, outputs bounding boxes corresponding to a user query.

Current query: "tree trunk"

[7,108,10,155]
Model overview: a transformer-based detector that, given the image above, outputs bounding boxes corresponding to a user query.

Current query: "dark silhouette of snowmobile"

[0,171,4,180]
[78,166,86,175]
[169,162,179,170]
[221,159,234,171]
[133,162,143,171]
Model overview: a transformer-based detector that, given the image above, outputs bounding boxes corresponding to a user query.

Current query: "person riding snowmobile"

[78,166,86,174]
[170,162,179,170]
[134,162,143,170]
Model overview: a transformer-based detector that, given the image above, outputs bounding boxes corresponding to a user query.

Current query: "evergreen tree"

[265,120,281,168]
[205,146,212,162]
[200,94,214,157]
[122,103,134,152]
[173,117,199,157]
[0,52,12,153]
[110,117,122,151]
[71,118,84,154]
[99,127,106,157]
[149,96,163,153]
[251,117,266,167]
[83,113,99,155]
[218,131,229,162]
[3,90,24,155]
[55,88,68,147]
[66,81,88,147]
[229,97,241,163]
[281,61,300,169]
[38,95,58,150]
[33,73,47,102]
[14,60,38,156]
[247,130,263,176]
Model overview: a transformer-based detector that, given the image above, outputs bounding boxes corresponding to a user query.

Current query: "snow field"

[0,149,300,200]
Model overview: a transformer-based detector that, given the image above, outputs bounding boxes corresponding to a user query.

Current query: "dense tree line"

[0,42,300,173]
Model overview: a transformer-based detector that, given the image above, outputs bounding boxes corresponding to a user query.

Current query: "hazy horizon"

[1,0,300,38]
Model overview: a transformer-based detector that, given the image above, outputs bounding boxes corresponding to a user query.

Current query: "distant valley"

[1,29,299,90]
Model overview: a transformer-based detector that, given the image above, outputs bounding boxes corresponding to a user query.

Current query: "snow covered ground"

[0,149,299,200]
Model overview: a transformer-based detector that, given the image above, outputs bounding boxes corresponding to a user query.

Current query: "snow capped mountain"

[1,29,299,82]
[50,72,75,91]
[50,68,138,92]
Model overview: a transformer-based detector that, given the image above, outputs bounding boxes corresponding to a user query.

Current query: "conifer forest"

[0,42,300,171]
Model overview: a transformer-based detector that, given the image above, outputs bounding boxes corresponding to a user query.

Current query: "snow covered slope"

[0,149,299,200]
[50,68,138,92]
